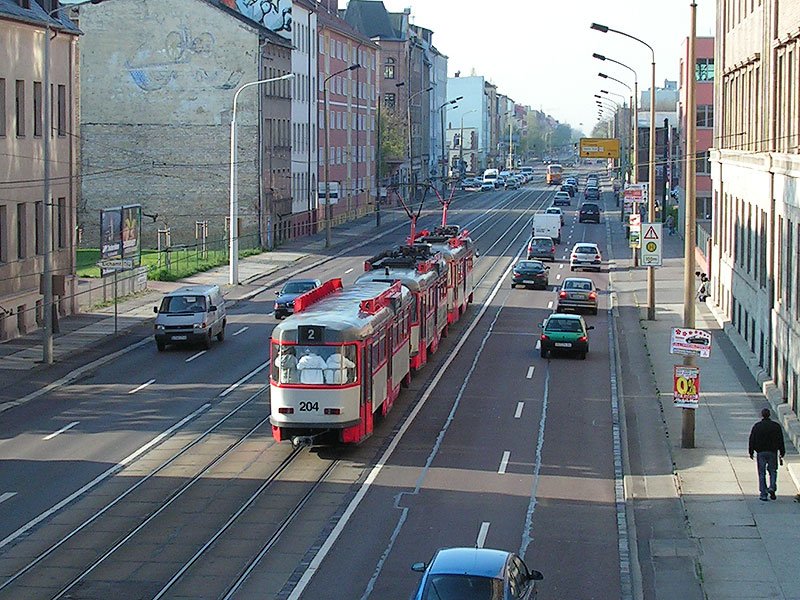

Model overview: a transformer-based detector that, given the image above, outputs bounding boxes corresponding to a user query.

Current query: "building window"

[57,197,66,249]
[0,78,6,137]
[57,84,66,136]
[696,58,714,81]
[35,201,43,255]
[696,104,713,127]
[384,57,396,80]
[0,206,7,263]
[33,81,42,137]
[15,80,24,137]
[383,93,396,108]
[16,203,26,259]
[696,150,711,174]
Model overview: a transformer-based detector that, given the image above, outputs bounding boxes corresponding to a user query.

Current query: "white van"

[153,284,227,351]
[532,213,562,244]
[483,168,499,186]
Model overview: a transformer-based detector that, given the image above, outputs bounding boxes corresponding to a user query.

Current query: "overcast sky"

[374,0,717,134]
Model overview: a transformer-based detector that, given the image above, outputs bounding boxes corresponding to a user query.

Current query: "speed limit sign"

[673,365,700,408]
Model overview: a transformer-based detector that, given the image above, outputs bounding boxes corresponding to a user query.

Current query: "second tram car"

[412,226,475,325]
[270,278,413,445]
[360,244,448,371]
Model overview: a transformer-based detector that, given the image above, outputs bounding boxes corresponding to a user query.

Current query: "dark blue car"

[411,547,543,599]
[274,278,321,319]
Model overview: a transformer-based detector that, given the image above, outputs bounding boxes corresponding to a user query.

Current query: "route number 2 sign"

[673,365,701,409]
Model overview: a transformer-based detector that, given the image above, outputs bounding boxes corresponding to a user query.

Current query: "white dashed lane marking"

[526,366,535,379]
[185,351,206,363]
[128,379,155,395]
[43,421,79,440]
[498,451,511,474]
[514,402,524,418]
[345,268,354,274]
[0,493,16,505]
[233,326,249,336]
[476,522,490,548]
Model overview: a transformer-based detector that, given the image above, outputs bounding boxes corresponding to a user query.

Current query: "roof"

[0,0,80,34]
[316,4,379,48]
[428,548,507,578]
[342,0,400,40]
[205,0,292,47]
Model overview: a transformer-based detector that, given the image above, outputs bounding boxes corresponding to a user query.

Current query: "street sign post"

[96,258,134,334]
[673,365,701,409]
[670,327,712,358]
[641,223,663,266]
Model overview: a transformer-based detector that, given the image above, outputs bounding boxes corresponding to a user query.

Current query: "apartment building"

[316,0,378,225]
[709,0,800,416]
[0,0,80,340]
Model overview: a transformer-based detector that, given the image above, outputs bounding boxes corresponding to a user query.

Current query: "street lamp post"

[439,96,462,192]
[592,23,657,320]
[596,55,639,184]
[323,64,361,249]
[506,111,514,170]
[229,73,295,284]
[406,85,433,196]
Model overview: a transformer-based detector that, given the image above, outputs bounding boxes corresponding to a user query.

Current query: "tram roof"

[356,268,439,293]
[272,280,409,343]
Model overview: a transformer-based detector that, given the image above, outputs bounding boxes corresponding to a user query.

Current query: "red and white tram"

[269,278,413,445]
[359,244,448,371]
[412,226,475,324]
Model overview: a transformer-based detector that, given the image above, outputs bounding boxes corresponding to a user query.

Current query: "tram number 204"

[299,402,319,412]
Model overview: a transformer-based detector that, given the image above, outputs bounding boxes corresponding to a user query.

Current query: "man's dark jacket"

[749,418,786,456]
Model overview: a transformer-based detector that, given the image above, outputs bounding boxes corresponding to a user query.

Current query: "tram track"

[0,184,553,600]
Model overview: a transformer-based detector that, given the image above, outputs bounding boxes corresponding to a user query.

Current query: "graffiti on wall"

[126,26,244,92]
[221,0,292,35]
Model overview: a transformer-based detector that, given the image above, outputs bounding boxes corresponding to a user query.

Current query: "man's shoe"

[769,490,777,500]
[760,496,769,501]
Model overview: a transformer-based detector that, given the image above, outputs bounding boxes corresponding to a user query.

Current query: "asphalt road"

[0,177,625,600]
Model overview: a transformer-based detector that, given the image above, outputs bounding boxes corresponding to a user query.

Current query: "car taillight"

[540,334,549,341]
[513,271,520,276]
[595,255,601,260]
[578,336,587,343]
[589,292,597,300]
[559,291,567,298]
[571,254,577,260]
[550,247,555,253]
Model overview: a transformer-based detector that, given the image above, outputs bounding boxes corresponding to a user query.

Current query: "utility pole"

[376,94,381,227]
[682,2,698,448]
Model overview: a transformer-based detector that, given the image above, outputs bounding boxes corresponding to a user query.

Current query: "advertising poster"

[100,207,122,276]
[673,365,701,409]
[122,205,142,267]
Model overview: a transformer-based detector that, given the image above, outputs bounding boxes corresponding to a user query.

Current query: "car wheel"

[555,306,562,313]
[156,341,166,352]
[540,348,548,358]
[570,266,575,271]
[216,322,226,342]
[511,283,516,289]
[203,332,212,350]
[592,308,598,315]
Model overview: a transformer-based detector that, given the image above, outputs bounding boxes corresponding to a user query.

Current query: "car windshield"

[282,281,317,295]
[159,295,206,314]
[545,318,583,333]
[546,208,559,214]
[564,280,592,291]
[575,245,598,254]
[518,261,542,271]
[422,574,504,600]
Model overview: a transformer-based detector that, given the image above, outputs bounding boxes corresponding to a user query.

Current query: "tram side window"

[371,334,387,370]
[271,343,357,385]
[409,293,418,324]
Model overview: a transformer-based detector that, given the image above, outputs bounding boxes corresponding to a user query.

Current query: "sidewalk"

[0,208,408,376]
[608,202,800,599]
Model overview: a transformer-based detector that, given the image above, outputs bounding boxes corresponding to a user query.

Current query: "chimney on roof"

[455,71,460,78]
[319,0,338,13]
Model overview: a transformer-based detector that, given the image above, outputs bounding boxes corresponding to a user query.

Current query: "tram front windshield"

[271,343,358,385]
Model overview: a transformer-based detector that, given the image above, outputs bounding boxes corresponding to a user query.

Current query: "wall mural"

[221,0,292,35]
[125,26,244,92]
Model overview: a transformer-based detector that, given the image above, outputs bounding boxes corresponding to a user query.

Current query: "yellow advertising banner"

[579,137,621,158]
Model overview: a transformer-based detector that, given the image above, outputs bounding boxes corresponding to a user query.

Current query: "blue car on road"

[411,547,543,599]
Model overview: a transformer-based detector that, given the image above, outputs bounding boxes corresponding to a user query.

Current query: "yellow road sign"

[579,137,620,158]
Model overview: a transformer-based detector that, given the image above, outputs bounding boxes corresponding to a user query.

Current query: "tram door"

[362,343,373,433]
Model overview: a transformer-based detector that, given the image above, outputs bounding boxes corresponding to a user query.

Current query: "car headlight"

[194,322,206,329]
[155,324,165,331]
[287,301,294,307]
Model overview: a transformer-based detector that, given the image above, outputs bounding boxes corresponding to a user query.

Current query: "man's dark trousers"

[756,451,778,499]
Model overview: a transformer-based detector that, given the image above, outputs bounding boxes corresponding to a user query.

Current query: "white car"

[545,206,564,225]
[569,242,602,272]
[480,181,495,191]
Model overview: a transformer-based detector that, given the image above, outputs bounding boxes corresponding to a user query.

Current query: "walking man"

[748,408,786,500]
[666,214,676,236]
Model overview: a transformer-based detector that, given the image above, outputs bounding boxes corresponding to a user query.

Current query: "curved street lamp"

[323,64,361,248]
[592,22,657,320]
[439,96,463,189]
[229,73,295,282]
